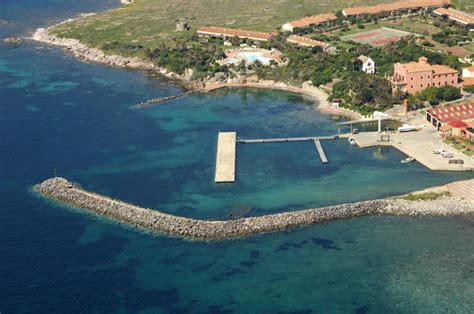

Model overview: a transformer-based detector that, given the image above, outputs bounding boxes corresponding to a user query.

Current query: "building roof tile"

[287,35,331,48]
[343,0,451,17]
[197,27,272,41]
[463,77,474,86]
[287,13,338,28]
[434,8,474,25]
[428,103,474,124]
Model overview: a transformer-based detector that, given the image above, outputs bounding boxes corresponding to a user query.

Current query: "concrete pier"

[351,130,474,171]
[215,132,236,183]
[314,139,328,163]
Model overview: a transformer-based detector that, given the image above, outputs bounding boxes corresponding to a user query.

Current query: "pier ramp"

[314,139,328,163]
[215,132,236,183]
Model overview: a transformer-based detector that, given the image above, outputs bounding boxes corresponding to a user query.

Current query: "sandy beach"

[204,81,364,120]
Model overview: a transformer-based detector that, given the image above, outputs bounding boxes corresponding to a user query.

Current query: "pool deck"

[345,127,474,171]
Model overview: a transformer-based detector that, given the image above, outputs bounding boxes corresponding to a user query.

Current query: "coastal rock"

[3,37,23,44]
[29,27,183,79]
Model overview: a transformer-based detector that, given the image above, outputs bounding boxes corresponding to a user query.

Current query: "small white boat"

[398,124,418,132]
[401,156,415,163]
[442,152,454,158]
[348,137,357,146]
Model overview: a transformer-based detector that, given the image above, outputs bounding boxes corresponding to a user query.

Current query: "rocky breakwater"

[35,177,474,240]
[131,91,197,109]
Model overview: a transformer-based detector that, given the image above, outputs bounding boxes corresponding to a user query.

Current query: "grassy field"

[51,0,397,50]
[381,17,442,36]
[452,0,474,12]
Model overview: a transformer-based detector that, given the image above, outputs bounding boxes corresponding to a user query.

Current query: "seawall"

[35,177,474,240]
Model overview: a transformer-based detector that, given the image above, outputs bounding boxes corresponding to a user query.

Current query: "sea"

[1,0,473,312]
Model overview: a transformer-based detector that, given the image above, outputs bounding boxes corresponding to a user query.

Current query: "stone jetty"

[35,177,474,240]
[130,91,197,109]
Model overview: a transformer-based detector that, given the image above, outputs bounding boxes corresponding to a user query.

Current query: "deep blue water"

[1,1,473,312]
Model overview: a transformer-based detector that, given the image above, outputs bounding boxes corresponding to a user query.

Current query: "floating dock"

[215,132,236,183]
[313,139,328,163]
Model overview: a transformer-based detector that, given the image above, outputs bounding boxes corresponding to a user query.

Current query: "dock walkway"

[215,132,236,183]
[237,135,336,144]
[314,139,328,163]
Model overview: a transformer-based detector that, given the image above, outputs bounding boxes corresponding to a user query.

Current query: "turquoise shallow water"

[1,1,473,312]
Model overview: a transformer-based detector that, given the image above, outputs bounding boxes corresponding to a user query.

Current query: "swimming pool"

[238,51,271,65]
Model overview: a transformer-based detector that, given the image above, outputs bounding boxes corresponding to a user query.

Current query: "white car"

[433,148,445,154]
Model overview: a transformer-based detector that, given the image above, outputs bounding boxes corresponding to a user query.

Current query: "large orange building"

[389,57,459,93]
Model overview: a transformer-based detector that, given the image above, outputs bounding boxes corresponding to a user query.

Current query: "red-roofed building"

[463,66,474,79]
[433,8,474,29]
[286,35,336,53]
[463,77,474,88]
[449,120,468,128]
[342,0,451,18]
[426,103,474,130]
[197,27,273,42]
[282,13,338,32]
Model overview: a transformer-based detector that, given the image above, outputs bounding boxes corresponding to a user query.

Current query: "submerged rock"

[3,37,23,44]
[229,204,253,219]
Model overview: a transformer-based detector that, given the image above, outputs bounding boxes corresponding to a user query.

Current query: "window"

[452,81,454,84]
[438,82,441,86]
[411,77,413,80]
[421,84,423,88]
[421,76,423,79]
[427,83,430,86]
[411,85,413,89]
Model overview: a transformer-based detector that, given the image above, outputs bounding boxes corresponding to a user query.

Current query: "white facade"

[281,23,294,32]
[462,67,474,78]
[358,55,375,74]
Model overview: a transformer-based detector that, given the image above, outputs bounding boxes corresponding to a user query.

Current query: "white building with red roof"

[197,27,273,42]
[282,13,338,32]
[342,0,451,18]
[286,35,336,53]
[433,8,474,29]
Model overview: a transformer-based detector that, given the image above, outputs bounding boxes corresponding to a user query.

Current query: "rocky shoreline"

[35,177,474,241]
[28,11,362,120]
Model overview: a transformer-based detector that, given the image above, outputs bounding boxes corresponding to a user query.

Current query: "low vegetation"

[50,0,397,47]
[48,0,473,115]
[432,19,472,47]
[408,85,462,106]
[401,191,450,201]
